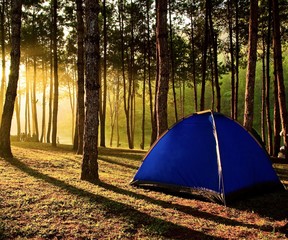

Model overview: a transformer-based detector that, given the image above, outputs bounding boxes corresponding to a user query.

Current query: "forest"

[0,0,287,155]
[1,0,288,239]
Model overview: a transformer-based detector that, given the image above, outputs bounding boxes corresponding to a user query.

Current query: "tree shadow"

[275,167,288,184]
[4,157,221,240]
[231,190,288,221]
[99,147,145,161]
[98,156,139,170]
[98,182,284,233]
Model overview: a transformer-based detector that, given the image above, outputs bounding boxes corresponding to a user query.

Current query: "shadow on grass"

[98,156,139,170]
[275,167,288,184]
[98,182,285,233]
[12,141,73,152]
[4,156,221,240]
[99,147,145,161]
[232,190,288,221]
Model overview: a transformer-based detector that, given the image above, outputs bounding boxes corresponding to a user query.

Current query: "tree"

[155,0,169,138]
[51,0,59,147]
[168,0,178,122]
[209,0,220,112]
[40,59,47,143]
[75,0,85,154]
[99,0,107,148]
[265,0,273,155]
[81,0,100,182]
[243,0,258,131]
[228,0,236,119]
[0,0,22,158]
[199,0,209,111]
[0,0,7,124]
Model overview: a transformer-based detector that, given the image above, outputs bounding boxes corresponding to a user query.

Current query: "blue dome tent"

[130,110,285,204]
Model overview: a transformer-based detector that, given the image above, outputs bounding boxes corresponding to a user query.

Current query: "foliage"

[1,0,288,147]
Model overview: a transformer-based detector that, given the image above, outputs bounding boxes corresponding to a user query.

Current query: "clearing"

[0,142,287,239]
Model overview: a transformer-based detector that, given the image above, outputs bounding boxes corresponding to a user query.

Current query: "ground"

[0,142,287,239]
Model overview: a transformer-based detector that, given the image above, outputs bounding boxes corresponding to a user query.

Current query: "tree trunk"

[156,0,169,138]
[209,4,220,112]
[15,95,21,139]
[265,0,272,155]
[119,0,133,149]
[51,0,59,147]
[243,0,258,131]
[190,10,197,112]
[116,71,120,147]
[141,48,146,150]
[67,68,75,144]
[0,0,22,158]
[228,0,236,119]
[209,45,215,110]
[261,37,266,142]
[145,0,155,145]
[108,76,117,147]
[0,1,6,124]
[200,0,209,111]
[272,0,288,161]
[40,60,47,143]
[32,56,39,141]
[169,0,177,122]
[273,71,281,157]
[129,1,135,149]
[234,0,240,119]
[81,0,100,182]
[99,0,107,147]
[75,0,85,154]
[47,3,54,144]
[25,56,31,138]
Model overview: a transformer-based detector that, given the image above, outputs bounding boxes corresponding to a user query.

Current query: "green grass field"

[0,142,287,239]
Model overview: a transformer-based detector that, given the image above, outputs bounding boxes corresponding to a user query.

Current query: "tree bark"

[40,60,47,143]
[273,69,280,157]
[141,47,146,150]
[265,0,272,155]
[243,0,258,131]
[200,0,209,111]
[156,0,169,138]
[209,4,220,112]
[0,1,6,124]
[169,0,177,122]
[234,0,240,120]
[145,0,155,145]
[261,36,266,142]
[15,95,21,139]
[75,0,85,154]
[228,0,236,119]
[0,0,22,158]
[99,0,107,147]
[32,56,39,141]
[25,56,31,138]
[189,8,197,112]
[81,0,100,182]
[46,24,53,143]
[51,0,59,147]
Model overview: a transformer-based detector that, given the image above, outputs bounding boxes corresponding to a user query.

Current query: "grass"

[0,142,287,239]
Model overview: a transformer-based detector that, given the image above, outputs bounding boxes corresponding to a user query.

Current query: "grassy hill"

[0,142,287,239]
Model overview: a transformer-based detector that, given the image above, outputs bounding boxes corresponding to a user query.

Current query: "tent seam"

[211,111,226,206]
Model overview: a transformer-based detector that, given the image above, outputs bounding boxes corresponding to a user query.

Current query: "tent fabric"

[130,110,285,204]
